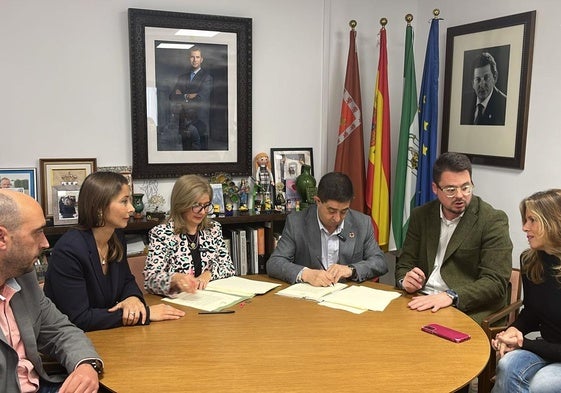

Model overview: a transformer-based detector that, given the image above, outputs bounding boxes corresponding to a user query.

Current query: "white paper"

[319,286,401,312]
[318,301,367,314]
[205,276,281,297]
[163,290,247,312]
[275,282,347,301]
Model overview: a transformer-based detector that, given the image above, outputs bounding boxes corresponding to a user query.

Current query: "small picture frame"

[52,184,80,226]
[39,158,97,217]
[270,148,314,185]
[210,183,225,214]
[0,168,37,199]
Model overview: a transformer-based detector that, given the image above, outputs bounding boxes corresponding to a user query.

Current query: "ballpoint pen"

[316,256,334,287]
[198,310,235,315]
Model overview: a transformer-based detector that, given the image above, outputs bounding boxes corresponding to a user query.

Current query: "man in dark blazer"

[170,46,213,149]
[267,172,387,286]
[395,153,512,325]
[460,52,507,126]
[0,190,102,392]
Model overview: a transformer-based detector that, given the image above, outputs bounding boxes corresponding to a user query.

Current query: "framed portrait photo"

[39,158,97,217]
[441,11,536,169]
[128,8,252,178]
[270,148,314,185]
[0,168,37,199]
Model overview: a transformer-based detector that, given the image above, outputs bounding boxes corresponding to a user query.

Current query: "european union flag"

[415,17,439,206]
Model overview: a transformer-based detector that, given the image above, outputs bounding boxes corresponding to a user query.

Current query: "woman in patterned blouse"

[144,175,235,296]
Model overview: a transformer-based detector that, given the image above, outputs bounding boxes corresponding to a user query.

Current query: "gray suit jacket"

[266,205,388,284]
[0,271,101,391]
[395,196,513,324]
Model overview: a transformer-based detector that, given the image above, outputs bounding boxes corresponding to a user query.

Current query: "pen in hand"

[316,256,334,287]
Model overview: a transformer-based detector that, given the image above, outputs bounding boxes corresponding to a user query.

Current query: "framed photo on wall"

[441,11,536,169]
[270,148,314,185]
[0,168,37,199]
[128,8,252,178]
[39,158,97,217]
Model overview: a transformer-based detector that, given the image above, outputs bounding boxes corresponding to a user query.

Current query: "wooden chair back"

[128,255,147,294]
[478,268,523,393]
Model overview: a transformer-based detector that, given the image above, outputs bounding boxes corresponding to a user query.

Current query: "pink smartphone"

[421,323,471,343]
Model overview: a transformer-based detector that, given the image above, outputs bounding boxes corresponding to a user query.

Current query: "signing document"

[319,286,401,313]
[163,290,250,312]
[275,282,347,301]
[205,276,281,297]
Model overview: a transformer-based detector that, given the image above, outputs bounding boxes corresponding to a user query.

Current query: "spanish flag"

[366,23,390,251]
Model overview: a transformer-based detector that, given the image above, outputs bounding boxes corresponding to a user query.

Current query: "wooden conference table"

[87,276,489,393]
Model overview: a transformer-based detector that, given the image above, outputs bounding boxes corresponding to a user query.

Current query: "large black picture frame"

[128,8,252,178]
[441,11,536,169]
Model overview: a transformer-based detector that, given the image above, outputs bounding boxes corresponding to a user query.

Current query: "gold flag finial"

[433,9,440,18]
[349,20,357,29]
[405,14,413,25]
[380,18,388,27]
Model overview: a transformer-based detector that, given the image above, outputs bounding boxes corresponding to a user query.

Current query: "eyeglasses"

[437,184,474,198]
[191,202,214,214]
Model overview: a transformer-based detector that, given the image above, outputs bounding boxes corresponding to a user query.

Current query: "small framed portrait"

[39,158,97,217]
[270,148,314,185]
[52,184,80,226]
[0,168,37,199]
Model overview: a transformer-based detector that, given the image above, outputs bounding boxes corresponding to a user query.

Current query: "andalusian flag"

[416,16,439,206]
[335,22,366,213]
[366,25,390,250]
[390,19,419,251]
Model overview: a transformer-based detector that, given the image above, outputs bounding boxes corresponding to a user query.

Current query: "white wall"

[2,0,561,265]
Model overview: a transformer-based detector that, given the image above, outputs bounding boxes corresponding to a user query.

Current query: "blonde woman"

[492,189,561,392]
[144,175,235,296]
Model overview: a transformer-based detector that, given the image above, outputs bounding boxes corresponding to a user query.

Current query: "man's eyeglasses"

[191,202,214,214]
[437,184,474,198]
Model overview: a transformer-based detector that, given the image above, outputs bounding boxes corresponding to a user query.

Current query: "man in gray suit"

[395,152,512,324]
[0,190,102,392]
[267,172,387,286]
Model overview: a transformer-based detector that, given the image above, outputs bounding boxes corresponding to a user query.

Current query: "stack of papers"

[163,290,249,312]
[319,286,401,313]
[275,282,401,314]
[162,276,280,312]
[276,283,348,301]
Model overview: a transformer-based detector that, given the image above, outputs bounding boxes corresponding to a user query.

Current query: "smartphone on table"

[421,323,471,343]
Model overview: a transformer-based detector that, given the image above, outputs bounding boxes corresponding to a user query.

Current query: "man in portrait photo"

[460,49,509,126]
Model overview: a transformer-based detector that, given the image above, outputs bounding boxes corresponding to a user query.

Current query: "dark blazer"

[44,229,148,331]
[1,271,100,391]
[266,205,388,284]
[460,87,507,125]
[395,196,513,324]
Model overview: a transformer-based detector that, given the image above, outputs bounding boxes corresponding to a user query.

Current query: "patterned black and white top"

[144,219,235,296]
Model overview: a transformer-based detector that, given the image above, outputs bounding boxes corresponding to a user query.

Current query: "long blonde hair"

[169,175,213,233]
[520,189,561,284]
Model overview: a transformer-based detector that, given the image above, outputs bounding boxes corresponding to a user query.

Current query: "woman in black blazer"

[44,172,184,331]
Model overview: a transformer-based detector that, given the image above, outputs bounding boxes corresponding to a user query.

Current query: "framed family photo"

[441,11,536,169]
[128,8,252,178]
[39,158,97,217]
[0,168,37,199]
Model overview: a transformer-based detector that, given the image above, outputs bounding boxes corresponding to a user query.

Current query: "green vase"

[295,165,316,208]
[132,193,144,218]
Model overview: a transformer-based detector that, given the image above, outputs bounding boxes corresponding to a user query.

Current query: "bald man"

[0,190,102,392]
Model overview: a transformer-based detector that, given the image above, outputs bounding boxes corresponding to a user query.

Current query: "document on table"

[163,290,250,312]
[319,285,401,312]
[205,276,281,297]
[275,282,347,301]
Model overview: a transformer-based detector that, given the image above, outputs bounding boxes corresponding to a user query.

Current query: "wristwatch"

[445,289,459,306]
[78,359,103,374]
[348,265,357,280]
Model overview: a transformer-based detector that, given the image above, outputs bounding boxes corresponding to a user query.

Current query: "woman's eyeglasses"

[191,202,214,214]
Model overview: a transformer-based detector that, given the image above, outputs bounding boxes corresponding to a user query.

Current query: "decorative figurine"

[274,182,286,212]
[254,152,274,210]
[239,178,249,212]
